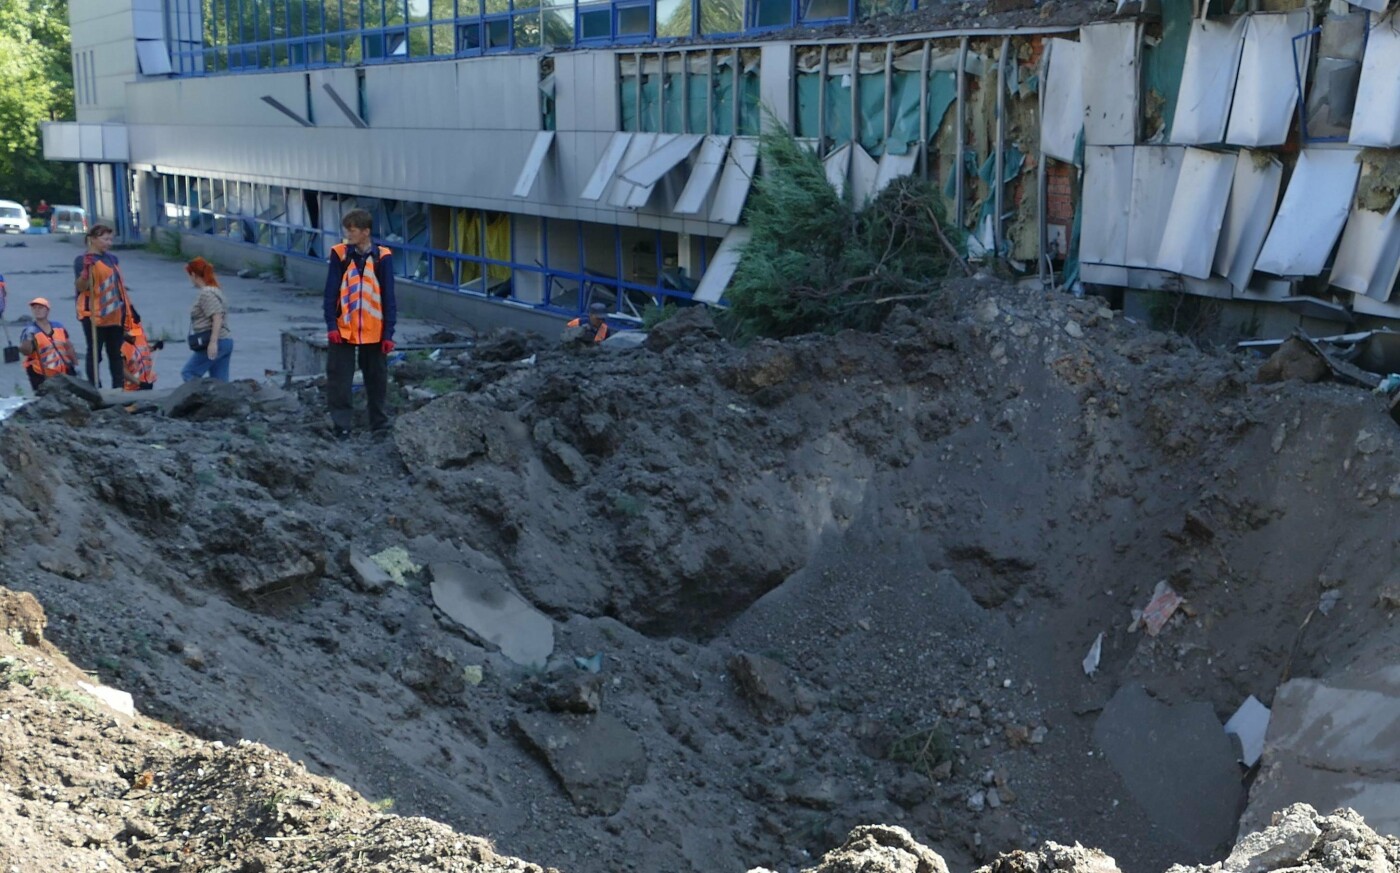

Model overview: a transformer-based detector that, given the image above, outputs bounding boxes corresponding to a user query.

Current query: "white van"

[0,200,28,234]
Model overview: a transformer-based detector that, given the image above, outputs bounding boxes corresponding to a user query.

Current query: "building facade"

[43,0,1400,332]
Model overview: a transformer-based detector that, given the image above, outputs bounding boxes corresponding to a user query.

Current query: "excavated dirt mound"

[3,279,1400,872]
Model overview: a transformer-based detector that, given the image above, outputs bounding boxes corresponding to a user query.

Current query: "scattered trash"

[1373,373,1400,395]
[1223,695,1271,768]
[1140,581,1184,636]
[369,546,421,586]
[1318,589,1342,616]
[428,348,442,361]
[1082,631,1104,677]
[574,653,603,673]
[462,665,484,686]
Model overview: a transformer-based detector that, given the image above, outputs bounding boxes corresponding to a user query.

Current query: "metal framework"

[165,0,918,74]
[156,171,716,318]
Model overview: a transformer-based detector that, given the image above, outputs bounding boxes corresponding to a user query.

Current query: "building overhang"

[41,122,130,163]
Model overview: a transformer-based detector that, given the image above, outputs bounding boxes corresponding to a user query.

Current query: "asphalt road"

[0,233,442,396]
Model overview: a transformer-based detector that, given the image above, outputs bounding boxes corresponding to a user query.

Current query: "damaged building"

[39,0,1400,333]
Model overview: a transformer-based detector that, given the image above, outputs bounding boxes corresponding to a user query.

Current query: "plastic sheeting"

[1041,38,1085,163]
[1255,148,1360,277]
[1349,23,1400,148]
[1170,18,1247,145]
[1213,150,1282,292]
[1225,10,1312,148]
[1156,149,1236,279]
[1080,21,1140,146]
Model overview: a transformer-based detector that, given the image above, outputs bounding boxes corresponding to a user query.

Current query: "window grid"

[171,0,892,73]
[156,172,719,316]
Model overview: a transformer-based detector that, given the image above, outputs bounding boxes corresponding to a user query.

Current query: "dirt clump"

[2,280,1400,872]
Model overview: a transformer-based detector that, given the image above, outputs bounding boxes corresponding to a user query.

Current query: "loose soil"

[2,278,1399,873]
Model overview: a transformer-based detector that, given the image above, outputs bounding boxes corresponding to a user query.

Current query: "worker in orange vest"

[18,297,77,391]
[73,224,134,388]
[323,208,396,439]
[120,320,158,391]
[566,302,611,343]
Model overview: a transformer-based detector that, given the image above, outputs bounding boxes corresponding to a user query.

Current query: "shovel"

[1,323,17,364]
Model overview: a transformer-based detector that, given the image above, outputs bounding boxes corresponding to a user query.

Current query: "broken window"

[1304,10,1365,141]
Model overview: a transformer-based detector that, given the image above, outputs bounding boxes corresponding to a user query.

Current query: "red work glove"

[380,340,395,354]
[327,330,344,345]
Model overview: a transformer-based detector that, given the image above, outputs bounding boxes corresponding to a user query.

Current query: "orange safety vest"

[77,257,130,328]
[332,243,391,345]
[567,318,610,343]
[24,323,76,378]
[121,324,155,390]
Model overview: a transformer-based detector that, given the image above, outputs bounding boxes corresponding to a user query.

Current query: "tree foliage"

[0,0,76,205]
[726,128,963,339]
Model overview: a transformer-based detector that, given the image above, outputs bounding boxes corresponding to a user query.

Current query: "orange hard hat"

[29,297,51,308]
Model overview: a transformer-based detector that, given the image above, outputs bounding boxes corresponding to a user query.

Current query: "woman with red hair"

[180,257,233,381]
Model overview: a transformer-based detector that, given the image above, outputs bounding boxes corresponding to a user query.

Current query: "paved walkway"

[0,234,444,397]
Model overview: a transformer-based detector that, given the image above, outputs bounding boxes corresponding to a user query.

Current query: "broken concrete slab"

[729,652,799,724]
[162,379,253,420]
[513,712,646,815]
[77,681,136,718]
[1222,803,1320,873]
[1093,683,1243,856]
[1241,667,1400,838]
[429,559,553,668]
[801,825,951,873]
[347,549,395,593]
[393,392,526,470]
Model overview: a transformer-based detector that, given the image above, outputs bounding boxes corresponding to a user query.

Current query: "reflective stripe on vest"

[567,317,609,343]
[26,327,74,377]
[82,260,127,327]
[123,329,154,389]
[332,244,389,345]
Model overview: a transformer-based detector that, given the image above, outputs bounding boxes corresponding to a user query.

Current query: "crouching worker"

[18,297,77,391]
[564,302,611,344]
[120,320,158,391]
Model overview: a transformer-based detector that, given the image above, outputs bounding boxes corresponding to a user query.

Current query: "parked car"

[48,205,87,234]
[0,200,29,234]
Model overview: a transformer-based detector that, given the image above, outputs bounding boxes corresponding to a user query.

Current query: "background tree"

[0,0,76,206]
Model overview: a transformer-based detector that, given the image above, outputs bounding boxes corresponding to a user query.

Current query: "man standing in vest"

[18,298,77,391]
[324,208,396,439]
[73,224,133,388]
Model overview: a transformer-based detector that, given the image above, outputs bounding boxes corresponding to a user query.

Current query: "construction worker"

[18,298,77,391]
[73,224,134,388]
[0,272,7,318]
[324,208,396,438]
[120,320,158,391]
[566,302,611,343]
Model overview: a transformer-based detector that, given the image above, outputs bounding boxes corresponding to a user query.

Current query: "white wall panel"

[1225,10,1312,147]
[1213,149,1281,291]
[1349,24,1400,147]
[1255,148,1359,276]
[1081,21,1139,146]
[1040,38,1084,162]
[1156,148,1235,278]
[1170,18,1247,145]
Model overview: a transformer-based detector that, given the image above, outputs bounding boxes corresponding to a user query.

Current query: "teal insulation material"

[1141,0,1192,141]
